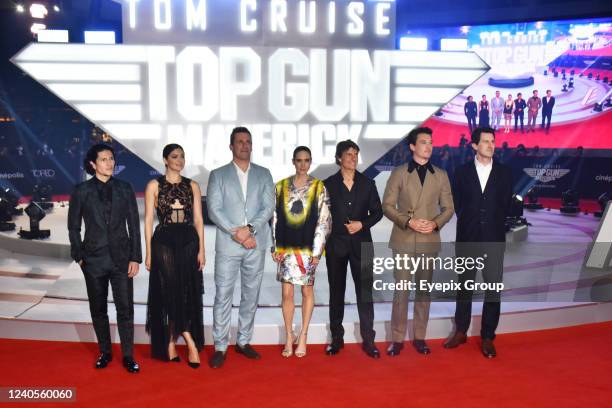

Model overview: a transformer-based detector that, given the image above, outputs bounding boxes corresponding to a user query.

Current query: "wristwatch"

[247,223,256,236]
[404,216,412,230]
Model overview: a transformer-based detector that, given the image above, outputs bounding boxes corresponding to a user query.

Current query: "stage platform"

[1,172,610,345]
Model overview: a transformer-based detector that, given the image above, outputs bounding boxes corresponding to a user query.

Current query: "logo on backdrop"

[31,169,56,178]
[12,0,488,184]
[523,165,571,183]
[0,172,25,180]
[595,175,612,183]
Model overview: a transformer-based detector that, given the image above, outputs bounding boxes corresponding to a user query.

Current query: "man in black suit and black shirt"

[68,144,142,372]
[324,140,383,358]
[444,128,513,358]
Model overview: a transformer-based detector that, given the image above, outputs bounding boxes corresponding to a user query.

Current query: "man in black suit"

[324,140,383,358]
[464,96,478,133]
[541,89,555,134]
[513,93,526,133]
[444,128,513,358]
[68,144,142,372]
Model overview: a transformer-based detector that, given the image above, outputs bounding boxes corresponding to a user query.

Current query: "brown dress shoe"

[481,339,497,358]
[443,332,467,349]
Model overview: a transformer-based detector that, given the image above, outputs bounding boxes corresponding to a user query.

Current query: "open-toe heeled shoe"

[295,332,308,358]
[281,332,296,358]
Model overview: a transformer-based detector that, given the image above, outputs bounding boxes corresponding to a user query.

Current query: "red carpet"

[1,323,612,407]
[422,110,612,149]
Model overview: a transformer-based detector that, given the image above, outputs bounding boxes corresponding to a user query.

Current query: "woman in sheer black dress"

[145,144,205,368]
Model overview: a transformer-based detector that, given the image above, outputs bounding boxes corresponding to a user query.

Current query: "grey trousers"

[212,249,265,352]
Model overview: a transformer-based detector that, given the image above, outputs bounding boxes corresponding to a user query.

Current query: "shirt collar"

[408,159,435,174]
[232,160,250,174]
[94,176,113,185]
[474,157,493,169]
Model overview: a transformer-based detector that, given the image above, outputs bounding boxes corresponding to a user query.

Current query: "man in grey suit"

[206,126,275,368]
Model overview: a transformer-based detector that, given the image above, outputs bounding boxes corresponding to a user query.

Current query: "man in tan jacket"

[382,127,454,356]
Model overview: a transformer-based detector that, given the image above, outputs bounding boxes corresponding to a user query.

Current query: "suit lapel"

[228,162,245,204]
[468,161,482,195]
[407,168,424,208]
[245,164,256,204]
[110,179,120,226]
[483,162,498,196]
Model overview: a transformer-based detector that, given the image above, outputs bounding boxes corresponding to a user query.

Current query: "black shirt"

[94,176,113,225]
[407,160,434,186]
[340,177,357,223]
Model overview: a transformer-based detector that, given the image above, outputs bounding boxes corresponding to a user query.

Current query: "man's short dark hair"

[533,90,538,94]
[335,139,359,165]
[471,127,495,145]
[230,126,251,145]
[546,89,552,93]
[84,143,114,176]
[517,92,522,97]
[407,127,432,146]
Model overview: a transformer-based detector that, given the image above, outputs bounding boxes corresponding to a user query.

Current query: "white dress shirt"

[233,161,250,224]
[475,157,493,193]
[233,160,250,200]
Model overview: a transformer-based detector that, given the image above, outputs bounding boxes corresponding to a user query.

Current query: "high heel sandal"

[281,332,296,358]
[295,332,308,358]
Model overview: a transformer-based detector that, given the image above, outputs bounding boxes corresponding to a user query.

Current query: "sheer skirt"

[146,222,204,360]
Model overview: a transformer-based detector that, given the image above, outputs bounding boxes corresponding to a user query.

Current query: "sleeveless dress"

[146,176,204,360]
[503,100,514,119]
[479,100,490,127]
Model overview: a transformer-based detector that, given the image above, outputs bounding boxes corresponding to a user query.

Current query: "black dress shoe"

[95,353,112,369]
[122,357,140,373]
[481,339,497,359]
[362,343,381,359]
[325,339,344,356]
[208,351,226,369]
[235,344,261,360]
[412,340,431,355]
[386,342,404,357]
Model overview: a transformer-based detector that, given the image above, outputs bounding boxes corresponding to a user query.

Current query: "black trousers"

[326,246,375,345]
[541,111,552,129]
[466,115,477,133]
[82,248,134,357]
[454,244,504,340]
[514,112,524,131]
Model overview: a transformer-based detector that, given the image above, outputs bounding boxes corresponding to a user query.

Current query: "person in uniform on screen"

[541,89,555,134]
[323,140,383,358]
[464,95,478,133]
[206,127,275,369]
[445,128,513,359]
[67,143,142,373]
[527,90,542,133]
[382,127,454,356]
[514,93,527,133]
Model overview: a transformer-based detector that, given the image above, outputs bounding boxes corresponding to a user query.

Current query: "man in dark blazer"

[464,96,478,133]
[541,89,555,134]
[68,144,142,372]
[444,128,513,358]
[324,140,383,358]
